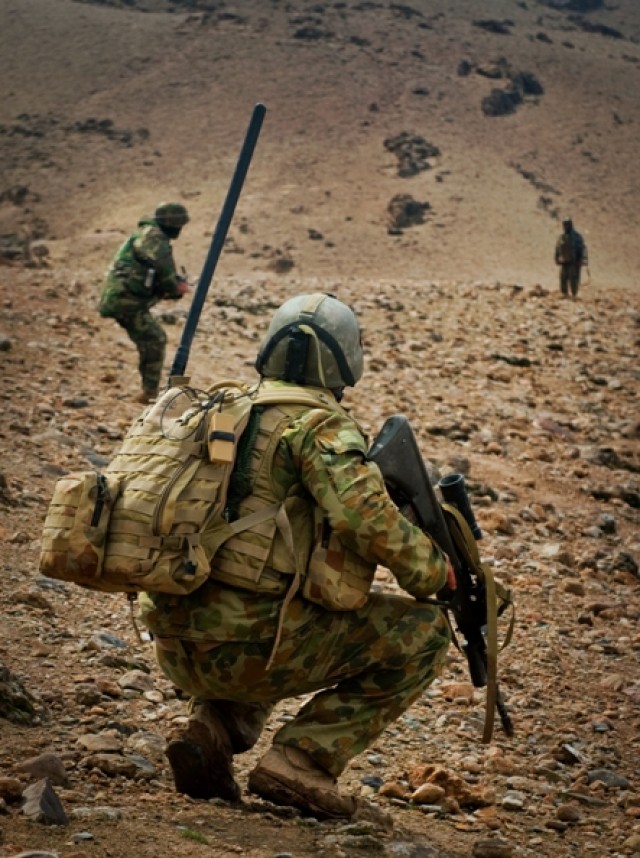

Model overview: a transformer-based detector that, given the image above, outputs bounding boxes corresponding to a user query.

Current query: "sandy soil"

[0,1,638,857]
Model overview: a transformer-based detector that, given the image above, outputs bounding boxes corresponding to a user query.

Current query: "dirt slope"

[0,1,639,857]
[1,0,640,288]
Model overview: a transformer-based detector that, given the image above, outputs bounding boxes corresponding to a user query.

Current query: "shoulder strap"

[250,384,344,414]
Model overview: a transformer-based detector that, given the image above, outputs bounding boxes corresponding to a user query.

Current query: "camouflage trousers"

[116,309,167,392]
[559,263,582,297]
[154,593,451,777]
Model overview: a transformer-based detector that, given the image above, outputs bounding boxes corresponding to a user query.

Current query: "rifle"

[169,102,267,385]
[368,414,514,742]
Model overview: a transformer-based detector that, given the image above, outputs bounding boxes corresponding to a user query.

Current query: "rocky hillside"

[1,0,639,288]
[0,1,639,857]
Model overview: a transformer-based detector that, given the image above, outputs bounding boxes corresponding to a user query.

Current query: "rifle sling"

[441,504,514,743]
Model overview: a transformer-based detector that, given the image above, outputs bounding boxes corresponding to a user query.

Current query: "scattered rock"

[21,779,68,826]
[0,665,41,725]
[16,752,69,787]
[587,768,630,789]
[472,839,514,858]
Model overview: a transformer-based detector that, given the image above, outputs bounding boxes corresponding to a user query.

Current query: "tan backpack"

[39,381,340,596]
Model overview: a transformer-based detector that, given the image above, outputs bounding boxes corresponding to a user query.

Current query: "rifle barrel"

[169,102,267,381]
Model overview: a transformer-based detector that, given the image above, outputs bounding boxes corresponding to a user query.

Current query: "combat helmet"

[255,293,364,389]
[155,202,190,229]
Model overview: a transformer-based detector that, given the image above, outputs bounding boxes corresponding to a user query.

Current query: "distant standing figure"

[99,202,190,403]
[554,217,587,298]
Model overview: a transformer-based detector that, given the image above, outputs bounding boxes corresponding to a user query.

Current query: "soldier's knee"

[413,603,451,652]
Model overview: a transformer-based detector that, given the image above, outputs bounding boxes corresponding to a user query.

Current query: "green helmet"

[255,293,364,389]
[155,202,190,229]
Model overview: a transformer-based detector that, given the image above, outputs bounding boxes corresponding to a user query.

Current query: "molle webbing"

[225,405,263,521]
[209,402,312,590]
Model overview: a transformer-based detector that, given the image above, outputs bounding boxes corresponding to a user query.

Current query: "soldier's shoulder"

[134,224,170,258]
[297,407,367,455]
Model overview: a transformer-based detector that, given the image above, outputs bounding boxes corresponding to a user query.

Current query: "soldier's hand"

[176,278,189,297]
[446,560,457,591]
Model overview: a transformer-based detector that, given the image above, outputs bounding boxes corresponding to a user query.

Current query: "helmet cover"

[255,293,364,389]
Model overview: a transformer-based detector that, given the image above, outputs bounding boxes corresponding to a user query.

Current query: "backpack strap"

[250,384,345,414]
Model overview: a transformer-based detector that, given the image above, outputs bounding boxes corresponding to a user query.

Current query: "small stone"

[545,819,568,832]
[556,803,582,822]
[587,768,629,788]
[411,783,446,804]
[472,837,514,858]
[0,776,24,802]
[21,778,69,825]
[77,733,123,753]
[622,834,640,853]
[118,670,155,693]
[75,685,103,706]
[378,781,409,799]
[598,514,616,534]
[440,681,475,703]
[72,831,95,843]
[501,790,525,811]
[16,752,69,787]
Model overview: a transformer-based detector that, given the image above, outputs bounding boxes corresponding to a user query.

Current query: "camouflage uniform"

[139,380,451,778]
[99,217,185,393]
[555,225,587,297]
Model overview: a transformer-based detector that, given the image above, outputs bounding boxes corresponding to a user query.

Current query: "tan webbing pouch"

[39,471,121,589]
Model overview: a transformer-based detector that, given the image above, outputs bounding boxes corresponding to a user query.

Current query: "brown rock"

[0,777,24,802]
[556,802,582,822]
[407,765,494,808]
[411,783,446,804]
[16,752,69,787]
[378,780,409,799]
[472,838,514,858]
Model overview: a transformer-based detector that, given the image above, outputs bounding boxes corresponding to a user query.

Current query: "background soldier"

[555,217,587,298]
[99,202,190,402]
[139,293,455,822]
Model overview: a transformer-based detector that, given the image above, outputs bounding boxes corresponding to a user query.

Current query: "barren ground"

[0,1,638,857]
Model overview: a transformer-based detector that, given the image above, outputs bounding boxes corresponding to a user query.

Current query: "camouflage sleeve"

[284,409,448,599]
[133,228,182,298]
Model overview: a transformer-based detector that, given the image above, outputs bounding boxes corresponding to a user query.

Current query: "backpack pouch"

[39,471,121,591]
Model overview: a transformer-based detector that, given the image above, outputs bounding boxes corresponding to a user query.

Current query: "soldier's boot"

[137,387,158,404]
[249,744,392,828]
[215,700,271,753]
[165,702,240,802]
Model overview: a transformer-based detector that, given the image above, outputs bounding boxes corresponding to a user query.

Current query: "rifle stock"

[368,414,513,739]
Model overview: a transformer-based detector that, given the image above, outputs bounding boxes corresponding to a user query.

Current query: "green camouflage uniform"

[139,382,450,777]
[99,217,184,392]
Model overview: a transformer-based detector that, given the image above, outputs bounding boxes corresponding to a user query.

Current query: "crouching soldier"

[139,293,455,820]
